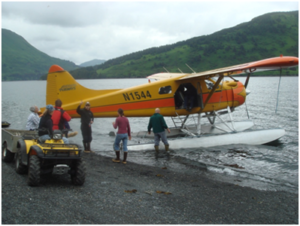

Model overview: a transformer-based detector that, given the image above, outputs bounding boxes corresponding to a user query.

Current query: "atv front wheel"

[2,142,14,162]
[28,155,41,186]
[71,159,86,185]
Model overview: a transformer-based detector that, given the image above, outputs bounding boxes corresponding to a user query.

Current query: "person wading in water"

[148,108,170,152]
[77,101,94,153]
[112,108,131,164]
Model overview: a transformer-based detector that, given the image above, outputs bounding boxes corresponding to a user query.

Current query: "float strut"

[197,113,201,135]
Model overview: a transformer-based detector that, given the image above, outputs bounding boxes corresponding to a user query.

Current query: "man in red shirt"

[52,99,72,133]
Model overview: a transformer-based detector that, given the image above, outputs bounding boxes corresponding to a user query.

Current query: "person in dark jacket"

[39,104,69,144]
[38,105,54,141]
[77,101,94,153]
[148,108,170,152]
[183,83,197,111]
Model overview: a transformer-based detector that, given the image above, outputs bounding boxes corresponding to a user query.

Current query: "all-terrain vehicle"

[2,128,86,186]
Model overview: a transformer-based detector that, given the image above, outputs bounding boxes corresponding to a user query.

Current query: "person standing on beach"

[148,108,171,152]
[112,108,131,164]
[26,105,40,130]
[77,101,94,153]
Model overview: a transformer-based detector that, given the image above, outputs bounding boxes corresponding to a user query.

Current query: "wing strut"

[199,75,224,114]
[275,68,282,113]
[244,73,251,88]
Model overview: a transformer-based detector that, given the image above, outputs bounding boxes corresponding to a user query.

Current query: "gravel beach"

[2,152,298,224]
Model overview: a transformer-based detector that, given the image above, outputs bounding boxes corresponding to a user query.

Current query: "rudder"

[45,65,121,117]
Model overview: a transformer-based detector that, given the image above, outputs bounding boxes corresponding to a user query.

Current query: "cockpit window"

[159,86,172,94]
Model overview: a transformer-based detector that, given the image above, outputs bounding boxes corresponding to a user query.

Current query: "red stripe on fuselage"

[66,86,244,115]
[67,98,175,115]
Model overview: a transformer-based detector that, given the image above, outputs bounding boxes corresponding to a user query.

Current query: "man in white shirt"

[26,106,40,130]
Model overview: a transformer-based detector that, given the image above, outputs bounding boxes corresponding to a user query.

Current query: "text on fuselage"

[123,91,152,101]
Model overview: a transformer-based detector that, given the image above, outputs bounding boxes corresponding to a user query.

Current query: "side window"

[159,86,172,94]
[205,80,214,90]
[205,78,218,90]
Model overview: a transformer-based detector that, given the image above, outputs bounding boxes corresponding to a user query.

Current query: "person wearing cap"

[38,104,69,144]
[77,101,94,153]
[26,105,40,130]
[112,108,131,164]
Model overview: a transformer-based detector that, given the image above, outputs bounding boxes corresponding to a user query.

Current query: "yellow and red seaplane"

[43,55,298,150]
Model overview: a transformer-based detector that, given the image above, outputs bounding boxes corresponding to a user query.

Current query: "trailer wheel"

[71,159,86,185]
[2,142,15,162]
[15,150,27,174]
[15,140,28,174]
[28,155,41,186]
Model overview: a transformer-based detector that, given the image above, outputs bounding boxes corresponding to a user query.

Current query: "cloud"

[2,2,106,27]
[2,1,298,65]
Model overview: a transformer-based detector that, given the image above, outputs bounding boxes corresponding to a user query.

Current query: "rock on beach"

[2,152,298,224]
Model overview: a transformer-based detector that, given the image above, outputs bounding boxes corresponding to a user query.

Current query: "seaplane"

[43,55,298,151]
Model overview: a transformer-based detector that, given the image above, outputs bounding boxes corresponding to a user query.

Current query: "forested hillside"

[2,11,298,81]
[68,11,298,79]
[2,29,79,81]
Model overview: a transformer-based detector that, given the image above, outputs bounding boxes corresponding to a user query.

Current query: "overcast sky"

[2,1,298,65]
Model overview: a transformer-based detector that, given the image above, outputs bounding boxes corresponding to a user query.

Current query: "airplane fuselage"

[45,55,298,119]
[50,71,246,118]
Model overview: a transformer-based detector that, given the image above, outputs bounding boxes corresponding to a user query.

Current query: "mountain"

[68,11,298,79]
[2,29,79,81]
[3,11,298,81]
[79,59,106,67]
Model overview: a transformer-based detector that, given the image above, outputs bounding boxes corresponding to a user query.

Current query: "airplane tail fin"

[45,65,120,116]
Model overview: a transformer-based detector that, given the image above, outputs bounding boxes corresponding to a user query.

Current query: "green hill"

[2,29,79,81]
[68,11,298,79]
[3,11,298,81]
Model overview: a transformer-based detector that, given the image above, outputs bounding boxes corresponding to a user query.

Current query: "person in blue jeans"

[112,108,131,164]
[148,108,171,152]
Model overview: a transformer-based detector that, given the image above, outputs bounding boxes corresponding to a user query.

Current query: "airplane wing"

[147,73,186,80]
[177,56,298,81]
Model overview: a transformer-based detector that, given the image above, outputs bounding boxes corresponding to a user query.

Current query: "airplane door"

[174,83,203,110]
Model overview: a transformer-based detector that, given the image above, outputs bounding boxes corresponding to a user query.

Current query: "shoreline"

[2,152,298,224]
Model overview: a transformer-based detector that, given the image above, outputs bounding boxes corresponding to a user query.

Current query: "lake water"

[1,76,298,193]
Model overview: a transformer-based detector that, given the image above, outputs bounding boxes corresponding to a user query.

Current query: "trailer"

[2,128,37,162]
